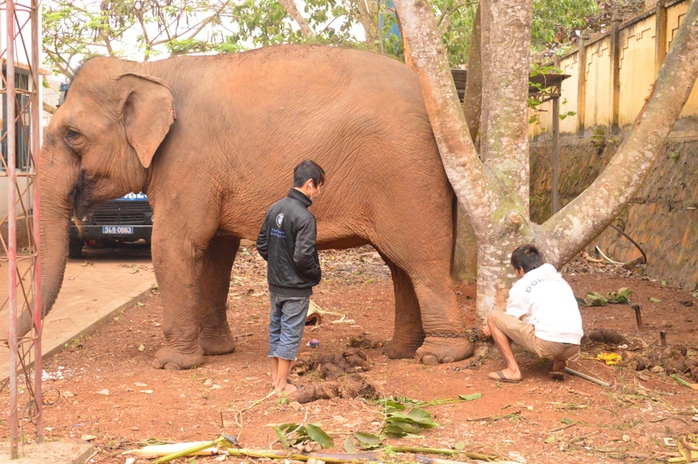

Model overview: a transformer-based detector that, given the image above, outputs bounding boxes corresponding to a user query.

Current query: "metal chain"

[424,332,467,338]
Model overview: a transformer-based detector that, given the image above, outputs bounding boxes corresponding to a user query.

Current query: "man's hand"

[481,324,491,338]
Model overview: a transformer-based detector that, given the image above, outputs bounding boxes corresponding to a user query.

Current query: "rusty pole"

[6,0,20,458]
[31,0,44,442]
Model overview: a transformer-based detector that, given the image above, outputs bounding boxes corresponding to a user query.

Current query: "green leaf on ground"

[586,292,608,306]
[649,297,662,303]
[343,436,356,453]
[354,432,382,449]
[304,424,334,449]
[458,393,482,401]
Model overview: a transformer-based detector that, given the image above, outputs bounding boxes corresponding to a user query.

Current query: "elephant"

[23,44,475,369]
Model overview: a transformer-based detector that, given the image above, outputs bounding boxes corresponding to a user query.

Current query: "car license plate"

[102,226,133,234]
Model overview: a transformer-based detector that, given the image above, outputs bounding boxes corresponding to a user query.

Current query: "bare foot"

[275,382,297,396]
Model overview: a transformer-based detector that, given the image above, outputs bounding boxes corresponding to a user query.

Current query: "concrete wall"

[530,0,698,137]
[530,131,698,291]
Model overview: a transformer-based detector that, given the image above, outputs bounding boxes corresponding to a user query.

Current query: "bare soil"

[3,246,698,464]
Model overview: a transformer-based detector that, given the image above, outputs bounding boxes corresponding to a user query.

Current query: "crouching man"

[483,244,583,383]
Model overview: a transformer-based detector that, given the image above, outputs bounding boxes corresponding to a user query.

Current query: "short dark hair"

[510,244,544,273]
[293,160,325,188]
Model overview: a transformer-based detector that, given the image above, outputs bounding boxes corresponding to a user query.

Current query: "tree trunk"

[395,0,534,317]
[479,0,531,207]
[397,0,698,321]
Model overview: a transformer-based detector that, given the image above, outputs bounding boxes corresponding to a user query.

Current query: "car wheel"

[68,238,83,259]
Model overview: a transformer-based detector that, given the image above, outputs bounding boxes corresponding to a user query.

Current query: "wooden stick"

[565,367,611,387]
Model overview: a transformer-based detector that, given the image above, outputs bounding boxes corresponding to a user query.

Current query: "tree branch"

[277,0,314,38]
[355,0,379,44]
[393,0,495,236]
[462,4,481,144]
[541,0,698,267]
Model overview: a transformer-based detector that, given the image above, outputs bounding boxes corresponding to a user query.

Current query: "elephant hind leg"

[198,235,239,356]
[378,253,425,359]
[374,228,472,364]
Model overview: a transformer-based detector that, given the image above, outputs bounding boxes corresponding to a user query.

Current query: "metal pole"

[551,95,560,214]
[6,0,20,458]
[31,0,43,442]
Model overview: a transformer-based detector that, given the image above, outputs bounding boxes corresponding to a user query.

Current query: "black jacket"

[256,189,321,297]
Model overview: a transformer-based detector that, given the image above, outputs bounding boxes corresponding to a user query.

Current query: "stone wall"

[530,130,698,291]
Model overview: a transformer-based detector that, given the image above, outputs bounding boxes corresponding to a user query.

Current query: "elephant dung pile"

[289,348,380,404]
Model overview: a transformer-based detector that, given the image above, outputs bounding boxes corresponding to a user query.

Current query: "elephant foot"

[416,337,474,365]
[199,332,236,356]
[152,346,204,370]
[383,337,423,359]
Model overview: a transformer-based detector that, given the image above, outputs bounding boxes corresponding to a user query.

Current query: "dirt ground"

[2,245,698,464]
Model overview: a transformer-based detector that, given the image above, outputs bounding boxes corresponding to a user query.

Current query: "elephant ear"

[117,73,176,169]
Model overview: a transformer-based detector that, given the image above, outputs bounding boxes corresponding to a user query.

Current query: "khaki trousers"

[489,311,580,361]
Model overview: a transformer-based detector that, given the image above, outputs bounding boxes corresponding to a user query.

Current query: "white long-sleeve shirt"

[505,263,583,344]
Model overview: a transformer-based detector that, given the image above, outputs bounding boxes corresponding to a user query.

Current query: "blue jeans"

[268,293,309,361]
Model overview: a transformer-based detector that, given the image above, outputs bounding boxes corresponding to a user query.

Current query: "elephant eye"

[64,128,84,152]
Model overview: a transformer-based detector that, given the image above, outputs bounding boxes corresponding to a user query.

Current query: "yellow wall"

[668,1,698,117]
[529,0,698,138]
[559,52,579,134]
[584,36,613,128]
[618,16,656,126]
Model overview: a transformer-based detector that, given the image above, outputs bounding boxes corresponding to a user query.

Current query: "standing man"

[257,160,324,395]
[482,244,583,383]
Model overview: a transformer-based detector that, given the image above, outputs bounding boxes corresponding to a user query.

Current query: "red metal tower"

[0,0,43,459]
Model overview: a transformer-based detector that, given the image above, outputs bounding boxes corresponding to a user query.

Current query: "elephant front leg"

[150,232,208,370]
[380,257,425,359]
[198,235,239,356]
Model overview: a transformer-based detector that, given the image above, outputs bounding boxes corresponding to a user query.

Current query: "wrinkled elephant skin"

[36,45,473,369]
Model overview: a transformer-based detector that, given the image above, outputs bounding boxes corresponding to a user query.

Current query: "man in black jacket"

[257,160,324,395]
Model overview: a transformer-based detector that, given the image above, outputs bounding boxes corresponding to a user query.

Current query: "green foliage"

[531,0,598,51]
[431,0,478,66]
[42,0,237,77]
[380,399,439,439]
[42,0,600,80]
[270,422,334,449]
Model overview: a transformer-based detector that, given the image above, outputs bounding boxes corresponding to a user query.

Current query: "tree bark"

[479,0,531,208]
[277,0,315,38]
[541,0,698,268]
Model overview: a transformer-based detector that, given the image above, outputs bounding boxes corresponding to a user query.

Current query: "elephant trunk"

[16,146,77,338]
